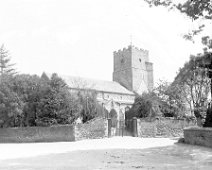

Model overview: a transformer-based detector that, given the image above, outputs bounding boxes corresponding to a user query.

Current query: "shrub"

[204,107,212,127]
[178,138,185,143]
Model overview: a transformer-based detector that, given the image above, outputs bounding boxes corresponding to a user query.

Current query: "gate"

[108,118,138,137]
[124,119,134,136]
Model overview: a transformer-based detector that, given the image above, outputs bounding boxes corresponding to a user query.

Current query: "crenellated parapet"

[113,45,149,56]
[113,46,131,56]
[133,46,148,54]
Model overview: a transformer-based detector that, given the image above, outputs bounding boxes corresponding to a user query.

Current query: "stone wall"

[0,117,108,143]
[0,125,75,143]
[75,117,108,141]
[137,118,196,138]
[184,127,212,148]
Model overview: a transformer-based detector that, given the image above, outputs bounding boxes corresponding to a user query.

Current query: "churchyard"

[1,0,212,169]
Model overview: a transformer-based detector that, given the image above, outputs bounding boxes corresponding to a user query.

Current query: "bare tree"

[174,55,210,119]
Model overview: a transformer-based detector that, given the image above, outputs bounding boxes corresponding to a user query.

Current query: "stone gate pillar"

[108,118,112,138]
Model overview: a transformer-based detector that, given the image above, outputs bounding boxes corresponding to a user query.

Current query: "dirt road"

[0,137,212,169]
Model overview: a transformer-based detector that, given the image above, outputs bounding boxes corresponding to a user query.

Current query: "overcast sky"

[0,0,208,84]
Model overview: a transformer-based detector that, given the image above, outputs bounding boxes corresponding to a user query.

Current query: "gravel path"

[0,137,176,160]
[0,137,212,170]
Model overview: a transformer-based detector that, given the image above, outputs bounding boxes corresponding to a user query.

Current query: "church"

[60,45,153,121]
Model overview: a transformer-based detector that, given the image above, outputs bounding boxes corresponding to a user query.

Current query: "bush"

[130,92,162,119]
[178,138,185,143]
[204,107,212,127]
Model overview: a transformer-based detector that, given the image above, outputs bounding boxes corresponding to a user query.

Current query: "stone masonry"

[113,45,153,94]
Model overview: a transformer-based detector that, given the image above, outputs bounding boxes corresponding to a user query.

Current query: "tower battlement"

[113,46,131,55]
[113,45,149,56]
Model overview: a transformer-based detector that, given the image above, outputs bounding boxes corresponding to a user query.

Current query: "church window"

[121,58,124,64]
[139,58,141,62]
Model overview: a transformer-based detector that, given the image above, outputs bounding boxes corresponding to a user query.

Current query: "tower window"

[139,58,141,62]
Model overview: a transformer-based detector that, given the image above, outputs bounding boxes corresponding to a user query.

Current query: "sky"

[0,0,209,85]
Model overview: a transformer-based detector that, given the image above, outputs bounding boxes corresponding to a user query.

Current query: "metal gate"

[108,118,137,137]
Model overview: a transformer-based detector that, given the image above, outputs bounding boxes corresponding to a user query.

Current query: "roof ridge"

[49,73,134,95]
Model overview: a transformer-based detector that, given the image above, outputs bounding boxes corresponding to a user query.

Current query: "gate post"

[132,117,138,137]
[108,118,112,138]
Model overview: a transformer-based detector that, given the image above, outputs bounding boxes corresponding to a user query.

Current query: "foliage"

[173,55,210,121]
[144,0,212,20]
[36,73,75,125]
[0,45,103,128]
[11,74,42,126]
[129,80,188,119]
[155,80,187,117]
[129,92,162,119]
[0,44,16,76]
[14,73,82,126]
[204,106,212,127]
[144,0,175,9]
[142,0,212,120]
[0,71,102,128]
[76,90,102,123]
[132,69,208,120]
[144,0,212,50]
[177,0,212,20]
[0,75,23,127]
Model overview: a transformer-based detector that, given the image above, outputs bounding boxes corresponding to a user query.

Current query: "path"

[0,137,212,169]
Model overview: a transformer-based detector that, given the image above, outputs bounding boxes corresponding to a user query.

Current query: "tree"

[76,89,101,123]
[204,104,212,127]
[0,75,23,127]
[11,73,81,126]
[144,0,212,20]
[40,72,50,82]
[177,0,212,20]
[144,0,212,46]
[146,0,212,125]
[11,74,42,126]
[35,73,76,126]
[155,80,187,117]
[129,92,162,119]
[0,71,104,127]
[173,55,210,123]
[0,44,16,76]
[68,78,104,123]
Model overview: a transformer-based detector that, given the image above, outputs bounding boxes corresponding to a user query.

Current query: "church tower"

[113,45,153,94]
